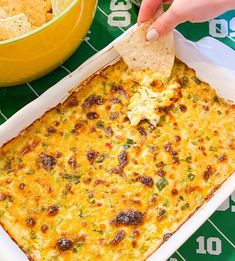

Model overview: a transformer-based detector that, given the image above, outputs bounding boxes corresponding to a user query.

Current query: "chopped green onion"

[96,154,105,163]
[188,173,195,181]
[156,178,168,191]
[88,198,96,204]
[123,144,131,149]
[94,229,104,235]
[185,156,192,163]
[172,106,179,113]
[209,146,217,152]
[126,138,135,145]
[187,166,193,172]
[77,242,83,248]
[181,203,190,210]
[213,95,220,103]
[78,209,83,218]
[179,196,184,201]
[192,76,201,85]
[163,199,169,207]
[159,115,166,124]
[158,209,166,218]
[96,121,105,129]
[123,138,135,149]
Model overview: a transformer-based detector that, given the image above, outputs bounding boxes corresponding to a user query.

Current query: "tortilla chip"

[0,0,10,13]
[7,0,47,26]
[0,7,8,18]
[46,0,52,12]
[46,12,53,22]
[0,13,31,40]
[51,0,72,16]
[115,7,175,77]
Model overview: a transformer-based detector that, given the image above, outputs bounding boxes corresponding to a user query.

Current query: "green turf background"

[0,1,234,260]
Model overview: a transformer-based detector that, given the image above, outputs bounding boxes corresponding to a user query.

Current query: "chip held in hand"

[115,7,175,77]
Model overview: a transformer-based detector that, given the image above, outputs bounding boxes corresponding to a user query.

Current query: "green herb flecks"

[158,209,167,218]
[78,209,83,218]
[73,248,78,254]
[94,229,104,235]
[95,154,105,163]
[187,93,200,103]
[213,95,220,103]
[192,76,202,85]
[180,76,189,88]
[88,198,96,204]
[171,106,179,114]
[181,203,190,210]
[187,173,195,181]
[156,178,168,191]
[102,81,107,95]
[209,146,217,152]
[61,171,82,184]
[191,141,198,146]
[163,199,169,207]
[159,114,166,124]
[96,121,105,129]
[184,156,192,163]
[124,138,136,149]
[61,190,68,196]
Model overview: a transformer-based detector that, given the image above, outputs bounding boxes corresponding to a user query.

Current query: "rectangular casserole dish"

[0,27,235,261]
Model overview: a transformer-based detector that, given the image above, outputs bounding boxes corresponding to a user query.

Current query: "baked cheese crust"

[0,60,234,260]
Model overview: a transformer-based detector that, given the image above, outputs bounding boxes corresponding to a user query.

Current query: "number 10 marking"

[196,236,222,255]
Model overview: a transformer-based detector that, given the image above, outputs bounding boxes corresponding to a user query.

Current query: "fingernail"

[146,29,159,41]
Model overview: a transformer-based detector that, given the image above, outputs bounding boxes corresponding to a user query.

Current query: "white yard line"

[225,34,235,43]
[224,32,235,43]
[0,109,8,121]
[84,39,99,53]
[26,82,39,97]
[215,25,235,43]
[208,218,235,248]
[176,250,186,261]
[97,5,125,33]
[60,65,72,74]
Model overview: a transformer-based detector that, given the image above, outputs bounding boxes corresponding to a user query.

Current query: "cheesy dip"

[0,60,234,260]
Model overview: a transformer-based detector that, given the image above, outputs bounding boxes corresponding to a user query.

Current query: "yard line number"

[196,236,222,255]
[217,191,235,212]
[108,0,132,27]
[209,17,235,38]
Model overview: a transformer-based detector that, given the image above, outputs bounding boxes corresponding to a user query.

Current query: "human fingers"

[138,0,162,25]
[146,5,185,41]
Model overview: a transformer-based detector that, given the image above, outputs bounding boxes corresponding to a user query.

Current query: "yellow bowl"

[0,0,97,87]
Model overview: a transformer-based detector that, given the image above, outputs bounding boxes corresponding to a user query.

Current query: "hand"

[138,0,235,41]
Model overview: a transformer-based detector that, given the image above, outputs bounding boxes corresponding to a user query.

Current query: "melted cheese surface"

[0,60,234,261]
[128,81,179,126]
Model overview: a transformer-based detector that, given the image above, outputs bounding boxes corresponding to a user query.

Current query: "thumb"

[146,7,185,41]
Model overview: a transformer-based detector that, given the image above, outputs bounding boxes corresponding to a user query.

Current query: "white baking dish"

[0,26,235,261]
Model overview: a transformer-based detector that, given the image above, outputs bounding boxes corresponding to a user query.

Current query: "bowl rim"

[0,0,81,46]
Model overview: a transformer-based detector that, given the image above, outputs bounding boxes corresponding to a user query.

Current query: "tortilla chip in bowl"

[0,0,97,87]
